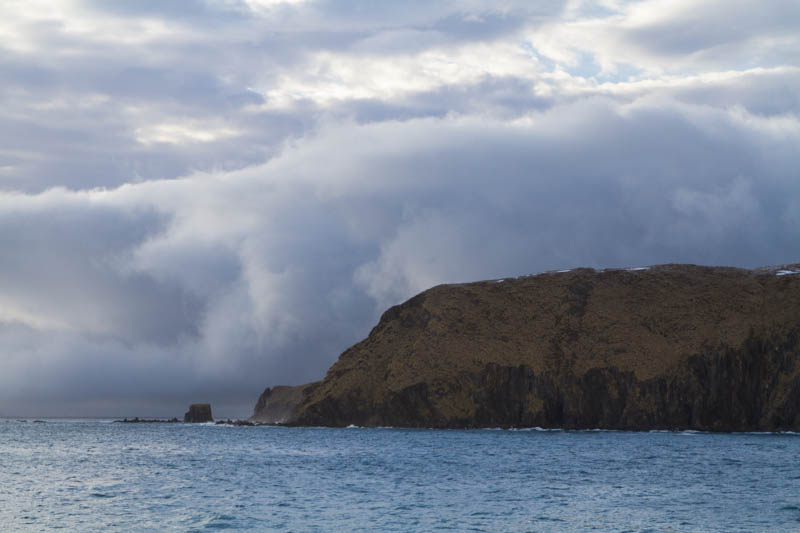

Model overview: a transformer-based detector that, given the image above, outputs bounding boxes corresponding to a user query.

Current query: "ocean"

[1,419,799,532]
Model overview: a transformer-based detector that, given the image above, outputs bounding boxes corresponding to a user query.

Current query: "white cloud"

[527,0,800,76]
[135,121,242,145]
[260,39,542,108]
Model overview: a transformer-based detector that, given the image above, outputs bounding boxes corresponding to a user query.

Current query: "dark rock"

[115,417,180,423]
[184,403,213,423]
[215,419,257,426]
[251,384,315,424]
[286,263,800,431]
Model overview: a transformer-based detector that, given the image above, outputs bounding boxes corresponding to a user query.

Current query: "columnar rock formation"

[260,264,800,431]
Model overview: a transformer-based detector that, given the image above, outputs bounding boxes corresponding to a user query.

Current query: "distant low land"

[253,263,800,431]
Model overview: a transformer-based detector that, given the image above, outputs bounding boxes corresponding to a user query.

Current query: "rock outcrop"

[282,264,800,431]
[251,385,314,424]
[184,403,213,423]
[116,417,180,423]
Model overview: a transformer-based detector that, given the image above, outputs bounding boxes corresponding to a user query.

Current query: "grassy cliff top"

[300,263,800,412]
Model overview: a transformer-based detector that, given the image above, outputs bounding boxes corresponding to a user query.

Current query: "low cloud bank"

[2,94,798,416]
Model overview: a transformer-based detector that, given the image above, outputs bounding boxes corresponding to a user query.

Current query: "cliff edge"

[277,264,800,430]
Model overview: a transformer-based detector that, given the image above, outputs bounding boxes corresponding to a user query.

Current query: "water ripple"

[1,420,799,531]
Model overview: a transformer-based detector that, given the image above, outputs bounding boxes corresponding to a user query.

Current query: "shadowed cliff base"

[254,263,800,431]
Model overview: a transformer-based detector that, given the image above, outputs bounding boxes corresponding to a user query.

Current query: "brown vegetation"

[267,264,800,430]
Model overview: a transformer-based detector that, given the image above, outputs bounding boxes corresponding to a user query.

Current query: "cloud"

[0,0,798,416]
[527,0,800,76]
[2,91,799,416]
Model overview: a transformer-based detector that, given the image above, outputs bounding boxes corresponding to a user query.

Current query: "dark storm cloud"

[0,0,798,417]
[0,192,199,343]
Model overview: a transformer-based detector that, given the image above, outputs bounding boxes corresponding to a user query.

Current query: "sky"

[0,0,798,418]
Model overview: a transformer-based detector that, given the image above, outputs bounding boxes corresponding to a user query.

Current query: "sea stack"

[277,263,800,431]
[184,403,213,423]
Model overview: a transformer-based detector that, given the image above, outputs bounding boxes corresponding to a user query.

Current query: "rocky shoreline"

[113,417,276,426]
[116,417,181,423]
[113,404,278,426]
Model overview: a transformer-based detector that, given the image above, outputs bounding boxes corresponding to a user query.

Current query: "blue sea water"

[1,420,799,532]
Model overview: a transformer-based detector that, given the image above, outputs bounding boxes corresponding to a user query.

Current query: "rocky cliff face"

[251,384,316,423]
[283,264,800,430]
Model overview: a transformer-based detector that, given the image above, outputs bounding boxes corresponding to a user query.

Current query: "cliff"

[279,264,800,430]
[251,384,315,424]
